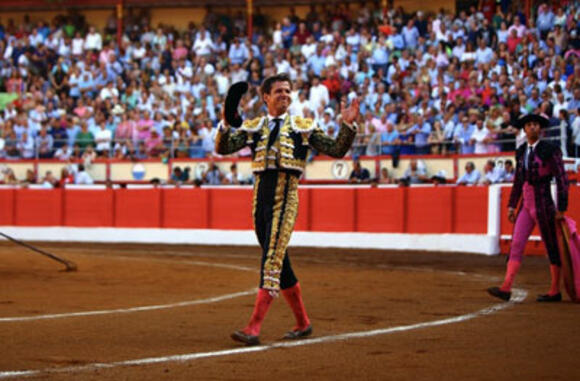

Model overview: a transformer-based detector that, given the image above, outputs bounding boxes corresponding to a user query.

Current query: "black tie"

[527,146,535,177]
[268,118,281,149]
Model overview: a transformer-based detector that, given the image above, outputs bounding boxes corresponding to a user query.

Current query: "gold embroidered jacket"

[215,115,356,173]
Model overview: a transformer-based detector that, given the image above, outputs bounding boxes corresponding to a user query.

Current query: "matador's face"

[524,121,541,142]
[264,81,291,117]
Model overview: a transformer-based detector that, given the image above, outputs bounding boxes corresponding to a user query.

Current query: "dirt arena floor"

[0,241,578,381]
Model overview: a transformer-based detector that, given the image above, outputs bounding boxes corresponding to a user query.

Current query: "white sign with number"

[331,160,349,179]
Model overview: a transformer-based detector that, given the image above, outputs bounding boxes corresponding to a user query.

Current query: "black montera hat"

[224,82,249,127]
[514,113,549,129]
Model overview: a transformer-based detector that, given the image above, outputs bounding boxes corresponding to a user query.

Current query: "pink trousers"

[510,183,538,262]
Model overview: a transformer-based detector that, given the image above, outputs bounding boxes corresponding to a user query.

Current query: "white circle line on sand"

[0,289,528,380]
[0,289,257,323]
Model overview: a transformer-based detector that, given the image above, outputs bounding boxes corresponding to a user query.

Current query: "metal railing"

[0,127,575,160]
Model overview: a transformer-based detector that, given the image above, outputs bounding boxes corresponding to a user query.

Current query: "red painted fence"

[2,185,578,256]
[0,186,489,235]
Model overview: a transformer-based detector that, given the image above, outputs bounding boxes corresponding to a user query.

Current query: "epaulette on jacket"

[291,116,316,132]
[240,117,264,133]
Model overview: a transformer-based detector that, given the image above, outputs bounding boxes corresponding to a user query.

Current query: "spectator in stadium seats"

[36,126,54,159]
[223,163,244,185]
[572,108,580,157]
[94,121,112,157]
[75,122,94,152]
[479,159,504,184]
[349,158,371,184]
[40,170,58,188]
[0,168,18,185]
[0,128,4,159]
[365,124,382,156]
[428,120,445,154]
[381,122,400,155]
[204,161,222,185]
[318,109,338,136]
[454,115,475,154]
[75,163,94,185]
[400,158,429,185]
[308,75,329,112]
[17,131,35,159]
[53,144,73,160]
[503,159,515,182]
[58,167,75,187]
[378,167,394,184]
[145,130,165,157]
[169,166,185,185]
[21,169,37,185]
[471,118,493,154]
[456,161,481,185]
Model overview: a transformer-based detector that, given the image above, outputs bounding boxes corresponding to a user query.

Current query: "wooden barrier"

[114,189,162,228]
[0,189,15,225]
[14,189,63,226]
[3,185,578,258]
[64,189,114,227]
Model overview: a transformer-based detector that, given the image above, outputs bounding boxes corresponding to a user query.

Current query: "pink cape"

[562,217,580,303]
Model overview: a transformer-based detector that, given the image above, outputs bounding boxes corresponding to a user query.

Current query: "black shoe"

[487,287,511,301]
[283,325,313,340]
[536,293,562,302]
[231,330,260,346]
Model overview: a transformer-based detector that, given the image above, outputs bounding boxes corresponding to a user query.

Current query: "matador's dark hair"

[260,73,292,97]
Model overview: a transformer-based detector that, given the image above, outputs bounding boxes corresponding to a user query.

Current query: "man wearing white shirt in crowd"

[552,92,568,118]
[371,36,389,74]
[471,118,491,154]
[75,164,94,185]
[71,32,84,57]
[94,122,112,156]
[230,63,248,83]
[228,38,248,65]
[452,37,466,60]
[301,36,317,60]
[193,31,214,57]
[99,81,119,101]
[308,75,329,112]
[572,108,580,157]
[0,127,5,158]
[318,109,338,135]
[29,28,45,47]
[17,131,35,159]
[290,90,311,117]
[214,67,230,96]
[345,27,361,52]
[456,161,481,185]
[84,26,102,52]
[479,160,504,184]
[223,163,245,185]
[475,39,494,65]
[54,145,73,160]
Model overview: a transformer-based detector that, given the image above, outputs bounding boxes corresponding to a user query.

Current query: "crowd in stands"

[0,1,580,186]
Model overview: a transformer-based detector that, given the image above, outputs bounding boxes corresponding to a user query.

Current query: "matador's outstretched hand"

[341,98,360,125]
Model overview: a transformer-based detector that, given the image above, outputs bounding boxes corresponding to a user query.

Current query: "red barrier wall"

[14,189,63,226]
[5,185,579,256]
[309,188,356,232]
[406,187,454,233]
[454,187,488,233]
[294,188,311,231]
[0,189,15,225]
[162,188,209,229]
[355,188,405,233]
[208,188,253,230]
[64,189,114,227]
[114,189,162,228]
